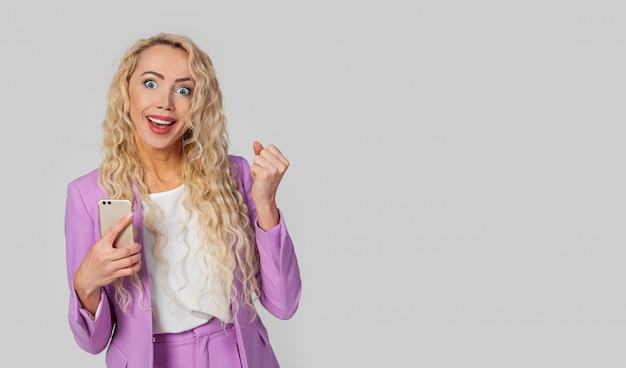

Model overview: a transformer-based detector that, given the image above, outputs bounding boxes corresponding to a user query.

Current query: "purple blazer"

[65,155,301,368]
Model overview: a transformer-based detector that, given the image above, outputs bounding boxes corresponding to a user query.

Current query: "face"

[127,44,193,155]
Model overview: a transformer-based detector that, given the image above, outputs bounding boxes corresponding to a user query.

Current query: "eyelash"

[144,80,157,89]
[176,87,192,95]
[143,80,192,96]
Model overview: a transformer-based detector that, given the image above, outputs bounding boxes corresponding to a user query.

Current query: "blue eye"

[144,80,157,89]
[176,87,191,95]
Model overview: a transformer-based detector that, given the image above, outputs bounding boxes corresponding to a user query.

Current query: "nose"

[156,90,175,110]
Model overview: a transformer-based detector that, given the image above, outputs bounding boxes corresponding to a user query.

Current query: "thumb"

[253,141,263,156]
[102,212,134,247]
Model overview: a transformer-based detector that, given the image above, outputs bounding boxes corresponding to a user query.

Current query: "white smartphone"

[98,198,135,248]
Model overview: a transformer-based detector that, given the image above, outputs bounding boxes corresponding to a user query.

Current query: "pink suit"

[64,155,302,368]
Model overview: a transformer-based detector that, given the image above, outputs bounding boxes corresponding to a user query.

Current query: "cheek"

[128,92,146,120]
[178,97,192,112]
[129,104,143,125]
[177,101,192,120]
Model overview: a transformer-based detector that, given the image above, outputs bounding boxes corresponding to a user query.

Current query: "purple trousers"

[153,318,242,368]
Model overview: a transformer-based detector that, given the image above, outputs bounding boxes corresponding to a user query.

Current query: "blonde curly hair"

[98,33,259,318]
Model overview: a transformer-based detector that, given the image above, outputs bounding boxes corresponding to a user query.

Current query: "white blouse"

[143,185,233,334]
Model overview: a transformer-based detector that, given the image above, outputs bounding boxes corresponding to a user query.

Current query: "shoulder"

[227,155,253,197]
[228,154,249,168]
[68,168,99,189]
[66,168,104,201]
[228,154,251,179]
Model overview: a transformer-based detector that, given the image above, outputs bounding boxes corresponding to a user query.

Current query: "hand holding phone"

[98,199,135,248]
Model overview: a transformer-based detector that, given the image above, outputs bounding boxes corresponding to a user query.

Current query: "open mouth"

[148,116,175,127]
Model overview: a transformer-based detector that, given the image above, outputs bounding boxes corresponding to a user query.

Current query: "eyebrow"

[141,71,193,83]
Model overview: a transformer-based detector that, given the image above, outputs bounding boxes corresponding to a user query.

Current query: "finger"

[253,141,263,156]
[254,144,286,167]
[111,254,142,278]
[254,150,288,175]
[265,144,289,167]
[103,213,134,243]
[252,151,271,168]
[113,248,142,270]
[110,242,142,263]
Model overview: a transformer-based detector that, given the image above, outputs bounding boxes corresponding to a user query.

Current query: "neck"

[137,147,184,194]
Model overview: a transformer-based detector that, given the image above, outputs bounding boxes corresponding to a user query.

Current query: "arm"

[236,153,302,319]
[65,181,115,353]
[254,211,302,319]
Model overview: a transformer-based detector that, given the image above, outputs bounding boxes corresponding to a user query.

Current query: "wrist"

[255,202,280,230]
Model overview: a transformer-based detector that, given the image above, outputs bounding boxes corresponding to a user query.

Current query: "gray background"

[1,0,625,367]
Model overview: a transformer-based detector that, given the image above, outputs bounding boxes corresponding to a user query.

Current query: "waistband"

[153,318,234,343]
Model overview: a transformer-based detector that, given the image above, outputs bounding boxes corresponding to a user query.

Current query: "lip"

[146,115,177,135]
[148,114,175,122]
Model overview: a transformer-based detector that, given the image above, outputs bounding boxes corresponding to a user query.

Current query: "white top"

[143,185,233,334]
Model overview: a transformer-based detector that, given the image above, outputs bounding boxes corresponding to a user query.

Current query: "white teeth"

[148,117,174,126]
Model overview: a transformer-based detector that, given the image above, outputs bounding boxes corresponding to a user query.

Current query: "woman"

[64,33,301,368]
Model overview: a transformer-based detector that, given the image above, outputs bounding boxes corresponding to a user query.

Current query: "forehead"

[134,44,190,76]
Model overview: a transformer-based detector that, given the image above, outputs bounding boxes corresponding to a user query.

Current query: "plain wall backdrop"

[1,0,624,367]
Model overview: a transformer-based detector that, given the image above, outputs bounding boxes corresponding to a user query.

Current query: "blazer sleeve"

[234,155,302,320]
[65,181,114,354]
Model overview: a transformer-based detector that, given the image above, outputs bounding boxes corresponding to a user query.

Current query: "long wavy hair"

[98,33,260,318]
